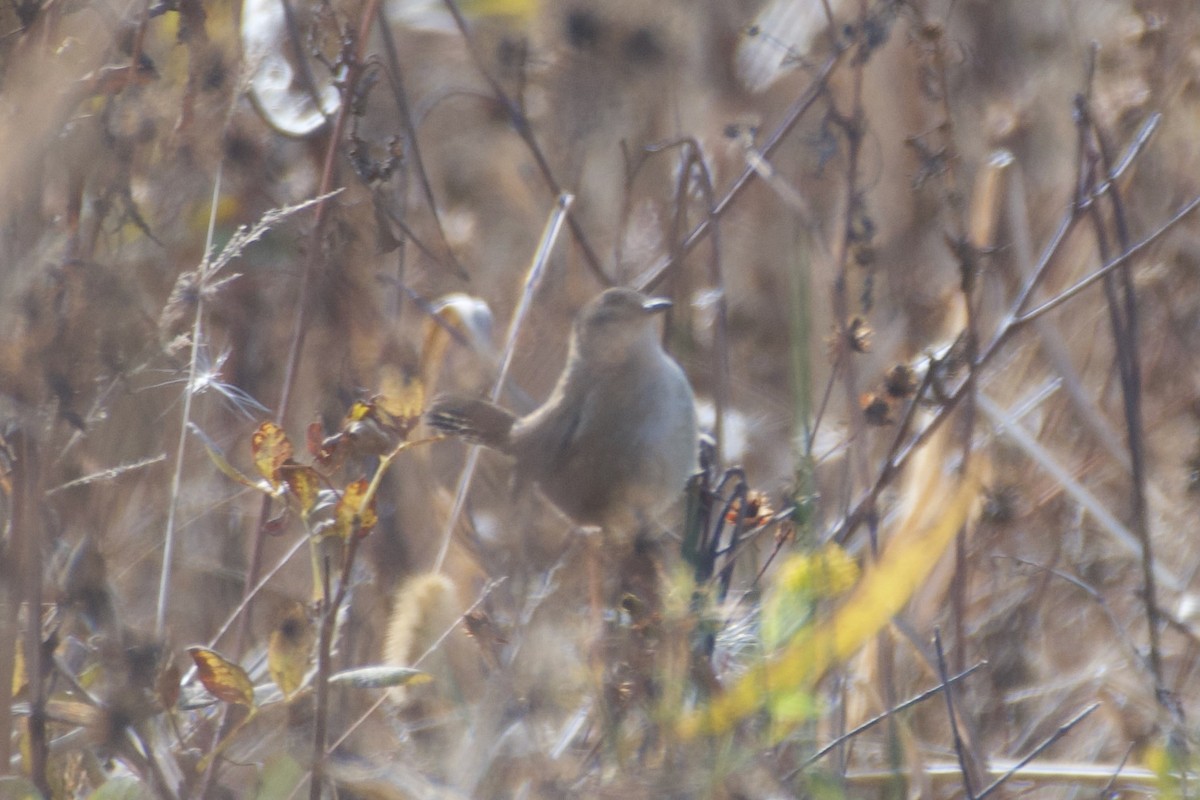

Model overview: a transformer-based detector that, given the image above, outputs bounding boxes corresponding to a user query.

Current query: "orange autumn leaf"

[334,478,377,539]
[187,647,256,707]
[268,603,314,698]
[251,422,293,488]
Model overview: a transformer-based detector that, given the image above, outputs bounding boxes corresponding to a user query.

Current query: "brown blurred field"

[2,0,1200,797]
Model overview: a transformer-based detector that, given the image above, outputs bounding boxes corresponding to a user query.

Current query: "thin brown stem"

[974,704,1100,800]
[911,1,978,677]
[827,0,875,508]
[934,629,980,799]
[831,61,1199,549]
[641,51,845,289]
[1084,97,1165,711]
[12,431,48,795]
[793,662,986,776]
[310,531,363,799]
[439,0,608,284]
[374,3,469,281]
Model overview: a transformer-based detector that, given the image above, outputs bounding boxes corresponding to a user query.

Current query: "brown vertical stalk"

[0,433,20,774]
[1082,107,1165,708]
[310,532,364,799]
[9,431,48,795]
[828,0,870,503]
[933,629,984,798]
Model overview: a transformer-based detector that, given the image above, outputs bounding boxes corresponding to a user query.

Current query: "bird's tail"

[425,394,518,453]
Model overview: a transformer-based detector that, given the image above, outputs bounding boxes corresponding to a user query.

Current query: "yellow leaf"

[679,456,985,739]
[334,479,377,539]
[11,640,25,697]
[280,463,321,519]
[1145,737,1189,800]
[460,0,538,21]
[268,602,314,698]
[345,401,373,424]
[187,647,255,707]
[375,367,425,440]
[251,422,293,488]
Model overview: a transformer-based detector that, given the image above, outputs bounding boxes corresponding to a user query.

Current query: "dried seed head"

[861,392,893,426]
[884,364,918,398]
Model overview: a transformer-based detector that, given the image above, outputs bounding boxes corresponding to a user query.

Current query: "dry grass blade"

[977,392,1183,591]
[432,194,572,574]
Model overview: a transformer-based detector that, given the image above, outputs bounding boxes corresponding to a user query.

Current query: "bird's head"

[572,287,671,366]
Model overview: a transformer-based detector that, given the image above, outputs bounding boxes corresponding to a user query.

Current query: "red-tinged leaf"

[251,422,293,488]
[187,647,255,707]
[334,479,377,539]
[306,421,326,459]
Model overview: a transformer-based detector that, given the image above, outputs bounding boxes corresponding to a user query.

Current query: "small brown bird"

[426,287,698,533]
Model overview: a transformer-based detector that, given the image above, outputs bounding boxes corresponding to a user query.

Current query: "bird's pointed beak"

[642,297,672,314]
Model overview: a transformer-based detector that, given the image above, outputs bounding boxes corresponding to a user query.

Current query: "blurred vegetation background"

[2,0,1200,796]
